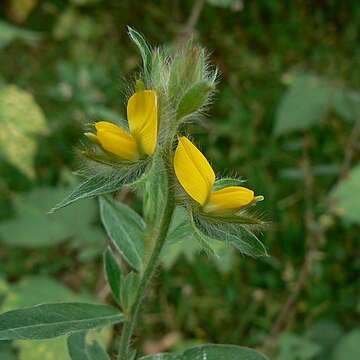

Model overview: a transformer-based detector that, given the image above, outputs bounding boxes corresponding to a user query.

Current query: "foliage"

[0,0,359,359]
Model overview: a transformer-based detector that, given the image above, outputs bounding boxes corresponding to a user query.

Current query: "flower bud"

[176,80,214,119]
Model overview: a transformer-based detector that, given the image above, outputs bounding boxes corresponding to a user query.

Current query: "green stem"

[119,162,175,360]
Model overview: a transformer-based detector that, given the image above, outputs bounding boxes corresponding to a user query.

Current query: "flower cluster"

[86,88,263,216]
[54,28,266,257]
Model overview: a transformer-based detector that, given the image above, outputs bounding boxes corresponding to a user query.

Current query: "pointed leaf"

[127,27,152,76]
[103,248,122,304]
[193,212,267,257]
[100,197,145,271]
[51,162,147,212]
[0,302,124,340]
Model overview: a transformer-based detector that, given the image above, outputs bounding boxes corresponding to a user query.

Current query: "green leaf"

[193,212,267,257]
[51,162,147,212]
[0,187,98,247]
[277,333,321,360]
[142,157,168,228]
[333,88,360,122]
[100,197,145,271]
[332,330,360,360]
[0,303,124,340]
[0,21,41,50]
[104,247,122,304]
[176,80,213,119]
[120,272,140,311]
[0,276,112,360]
[127,27,152,76]
[67,331,110,360]
[166,207,194,244]
[0,85,48,178]
[330,165,360,224]
[274,73,333,135]
[139,344,268,359]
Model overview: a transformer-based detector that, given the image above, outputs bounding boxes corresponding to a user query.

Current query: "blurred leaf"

[332,330,360,360]
[100,197,145,271]
[0,21,41,50]
[276,333,321,360]
[0,85,48,178]
[0,342,17,360]
[139,344,268,359]
[206,0,243,9]
[67,331,110,360]
[274,73,333,135]
[0,302,124,340]
[0,187,97,247]
[305,320,344,360]
[8,0,38,23]
[104,247,122,304]
[1,276,78,311]
[53,7,100,41]
[330,165,360,224]
[333,88,360,122]
[161,235,200,269]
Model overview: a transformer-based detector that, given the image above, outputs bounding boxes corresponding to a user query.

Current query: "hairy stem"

[119,160,175,360]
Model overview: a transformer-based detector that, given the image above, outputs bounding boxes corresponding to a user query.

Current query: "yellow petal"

[127,90,158,155]
[96,128,138,160]
[174,137,215,205]
[95,121,127,135]
[204,186,254,213]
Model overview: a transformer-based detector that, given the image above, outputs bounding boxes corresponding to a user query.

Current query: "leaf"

[0,276,112,360]
[0,85,48,177]
[51,161,148,212]
[274,73,334,135]
[0,187,98,247]
[120,272,140,311]
[127,27,152,76]
[212,178,246,191]
[67,331,110,360]
[332,330,360,360]
[193,212,268,257]
[0,21,41,50]
[330,165,360,224]
[0,302,124,340]
[176,80,213,119]
[139,343,269,359]
[142,156,168,228]
[104,247,122,304]
[276,333,321,360]
[333,88,360,122]
[100,197,145,271]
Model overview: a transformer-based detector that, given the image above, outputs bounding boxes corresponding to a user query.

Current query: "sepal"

[50,160,149,213]
[191,209,268,257]
[176,80,214,119]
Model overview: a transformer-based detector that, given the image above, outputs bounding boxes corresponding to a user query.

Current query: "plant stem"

[119,162,175,360]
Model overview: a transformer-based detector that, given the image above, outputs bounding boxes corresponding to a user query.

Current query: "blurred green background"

[0,0,359,359]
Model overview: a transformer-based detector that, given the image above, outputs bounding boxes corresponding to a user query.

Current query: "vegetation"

[0,0,359,359]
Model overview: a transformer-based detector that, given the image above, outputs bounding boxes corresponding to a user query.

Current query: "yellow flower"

[93,90,157,160]
[174,137,263,213]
